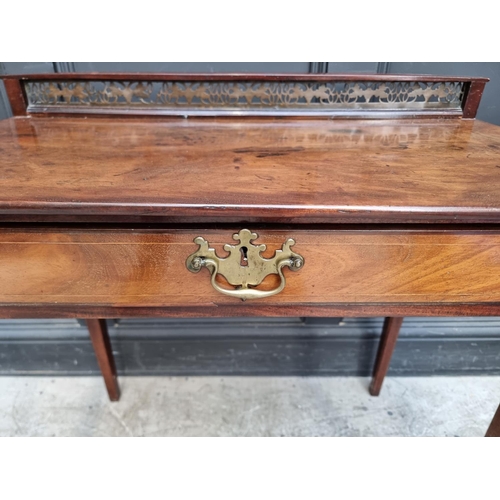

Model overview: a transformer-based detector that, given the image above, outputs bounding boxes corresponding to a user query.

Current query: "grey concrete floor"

[0,376,498,436]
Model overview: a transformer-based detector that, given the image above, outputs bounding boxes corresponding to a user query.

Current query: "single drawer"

[1,228,500,308]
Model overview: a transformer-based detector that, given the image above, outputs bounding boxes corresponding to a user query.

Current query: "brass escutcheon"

[185,229,304,301]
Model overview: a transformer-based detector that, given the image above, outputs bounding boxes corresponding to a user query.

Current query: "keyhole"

[240,246,248,266]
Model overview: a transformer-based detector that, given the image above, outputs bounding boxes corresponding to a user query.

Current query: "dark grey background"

[0,61,499,376]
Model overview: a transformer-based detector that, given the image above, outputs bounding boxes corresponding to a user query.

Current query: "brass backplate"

[186,229,304,300]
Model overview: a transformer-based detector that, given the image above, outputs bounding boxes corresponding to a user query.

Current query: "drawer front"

[1,229,500,307]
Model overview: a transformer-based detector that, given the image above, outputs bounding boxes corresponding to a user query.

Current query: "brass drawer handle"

[186,229,304,301]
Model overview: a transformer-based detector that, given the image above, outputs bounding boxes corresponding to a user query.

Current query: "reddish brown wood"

[369,317,404,396]
[86,319,120,402]
[1,303,500,319]
[2,229,500,307]
[0,117,500,224]
[2,78,27,116]
[5,73,490,82]
[485,404,500,437]
[462,80,487,119]
[3,207,500,225]
[3,213,500,225]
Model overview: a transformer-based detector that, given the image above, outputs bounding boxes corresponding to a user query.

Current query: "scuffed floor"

[0,376,498,436]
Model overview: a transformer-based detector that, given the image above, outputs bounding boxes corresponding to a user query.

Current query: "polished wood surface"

[462,80,488,118]
[1,117,500,223]
[369,317,404,396]
[86,319,119,401]
[2,78,27,116]
[2,229,500,307]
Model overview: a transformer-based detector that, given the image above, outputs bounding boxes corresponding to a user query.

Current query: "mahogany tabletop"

[1,115,500,224]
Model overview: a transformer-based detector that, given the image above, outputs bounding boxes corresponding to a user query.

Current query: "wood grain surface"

[1,117,500,223]
[2,229,500,307]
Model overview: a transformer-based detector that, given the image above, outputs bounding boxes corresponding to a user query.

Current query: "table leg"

[369,317,404,396]
[86,319,120,401]
[485,404,500,437]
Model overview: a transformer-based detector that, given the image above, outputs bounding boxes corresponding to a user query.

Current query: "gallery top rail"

[1,73,489,119]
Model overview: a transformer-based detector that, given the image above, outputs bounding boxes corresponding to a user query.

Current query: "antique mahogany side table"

[1,73,500,436]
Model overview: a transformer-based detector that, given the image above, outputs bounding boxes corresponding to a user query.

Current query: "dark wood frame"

[1,304,500,318]
[1,72,488,119]
[369,317,404,396]
[86,319,119,401]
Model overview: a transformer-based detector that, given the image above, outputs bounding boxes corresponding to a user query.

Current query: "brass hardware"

[186,229,304,301]
[25,79,465,116]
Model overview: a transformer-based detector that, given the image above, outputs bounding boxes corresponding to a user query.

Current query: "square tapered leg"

[369,317,404,396]
[86,319,120,401]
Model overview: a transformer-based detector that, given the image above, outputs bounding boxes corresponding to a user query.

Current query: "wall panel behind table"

[72,62,311,73]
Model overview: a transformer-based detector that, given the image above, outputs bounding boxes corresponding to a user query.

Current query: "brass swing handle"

[185,229,304,301]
